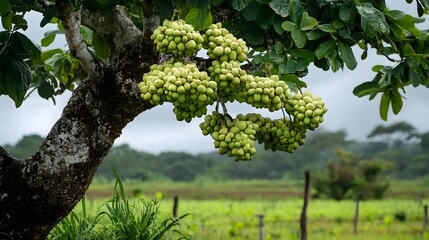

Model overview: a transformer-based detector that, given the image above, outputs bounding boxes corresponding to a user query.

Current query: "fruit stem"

[220,100,228,115]
[171,9,179,21]
[281,107,287,124]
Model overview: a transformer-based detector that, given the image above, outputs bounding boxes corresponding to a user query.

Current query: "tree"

[1,0,428,238]
[313,149,390,200]
[367,121,420,147]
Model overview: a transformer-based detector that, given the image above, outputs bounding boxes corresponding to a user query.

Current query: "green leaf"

[299,12,318,31]
[80,25,93,45]
[329,57,342,72]
[291,28,306,48]
[339,4,353,23]
[269,0,289,17]
[242,1,262,21]
[0,31,11,46]
[289,0,304,24]
[1,12,12,31]
[154,0,174,20]
[236,20,265,46]
[388,10,406,20]
[409,68,422,87]
[41,34,56,47]
[273,16,285,35]
[306,30,328,40]
[417,0,424,17]
[356,3,389,37]
[332,20,346,30]
[252,53,268,64]
[41,30,63,47]
[315,39,335,59]
[12,32,42,59]
[281,21,296,31]
[231,0,250,11]
[185,7,213,30]
[12,14,28,31]
[317,24,337,33]
[372,65,384,72]
[273,41,283,54]
[289,49,315,61]
[338,41,357,70]
[37,80,55,99]
[92,32,110,59]
[387,21,403,38]
[40,5,58,27]
[280,74,307,88]
[256,6,275,30]
[353,81,379,97]
[391,89,403,114]
[286,59,297,73]
[379,91,390,121]
[2,59,32,107]
[0,0,12,16]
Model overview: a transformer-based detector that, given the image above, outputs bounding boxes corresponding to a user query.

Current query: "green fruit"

[213,46,224,56]
[197,85,206,93]
[237,121,247,131]
[185,40,197,49]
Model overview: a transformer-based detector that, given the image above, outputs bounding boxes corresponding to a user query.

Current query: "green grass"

[50,172,189,240]
[70,197,429,239]
[71,178,429,239]
[88,178,429,200]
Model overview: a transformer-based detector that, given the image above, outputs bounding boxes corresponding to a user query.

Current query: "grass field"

[64,178,429,239]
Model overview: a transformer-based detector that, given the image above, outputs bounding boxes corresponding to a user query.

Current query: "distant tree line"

[5,121,429,183]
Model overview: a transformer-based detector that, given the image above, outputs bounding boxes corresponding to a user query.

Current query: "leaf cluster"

[217,0,429,120]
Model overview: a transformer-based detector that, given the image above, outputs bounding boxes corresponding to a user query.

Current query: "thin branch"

[57,0,103,78]
[379,51,402,63]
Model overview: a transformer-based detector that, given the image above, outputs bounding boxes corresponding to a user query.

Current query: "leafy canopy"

[0,0,428,120]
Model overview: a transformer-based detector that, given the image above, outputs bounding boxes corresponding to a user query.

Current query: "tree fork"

[0,40,155,239]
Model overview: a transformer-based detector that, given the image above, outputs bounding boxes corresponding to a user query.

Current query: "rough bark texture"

[0,28,158,240]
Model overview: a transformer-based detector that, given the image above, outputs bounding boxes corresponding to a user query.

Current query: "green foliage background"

[5,122,429,183]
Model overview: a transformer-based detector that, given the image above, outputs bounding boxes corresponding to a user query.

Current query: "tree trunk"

[0,38,156,239]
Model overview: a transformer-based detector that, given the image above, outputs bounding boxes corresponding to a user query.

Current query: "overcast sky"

[0,1,428,154]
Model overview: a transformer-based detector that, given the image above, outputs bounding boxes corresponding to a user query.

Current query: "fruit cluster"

[286,91,328,130]
[200,112,258,161]
[202,23,249,62]
[138,61,217,122]
[151,19,204,56]
[141,19,328,161]
[207,60,247,101]
[237,75,292,112]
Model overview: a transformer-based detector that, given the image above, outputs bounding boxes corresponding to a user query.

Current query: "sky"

[0,1,428,154]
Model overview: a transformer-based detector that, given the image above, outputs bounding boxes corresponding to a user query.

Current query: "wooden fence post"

[424,204,428,234]
[353,196,360,235]
[256,214,265,240]
[300,171,310,240]
[172,195,179,218]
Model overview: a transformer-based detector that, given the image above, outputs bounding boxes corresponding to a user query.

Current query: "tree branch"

[81,7,143,54]
[0,146,14,168]
[57,0,103,78]
[31,0,54,13]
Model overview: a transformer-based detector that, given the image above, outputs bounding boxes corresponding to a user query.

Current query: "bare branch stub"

[57,0,103,78]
